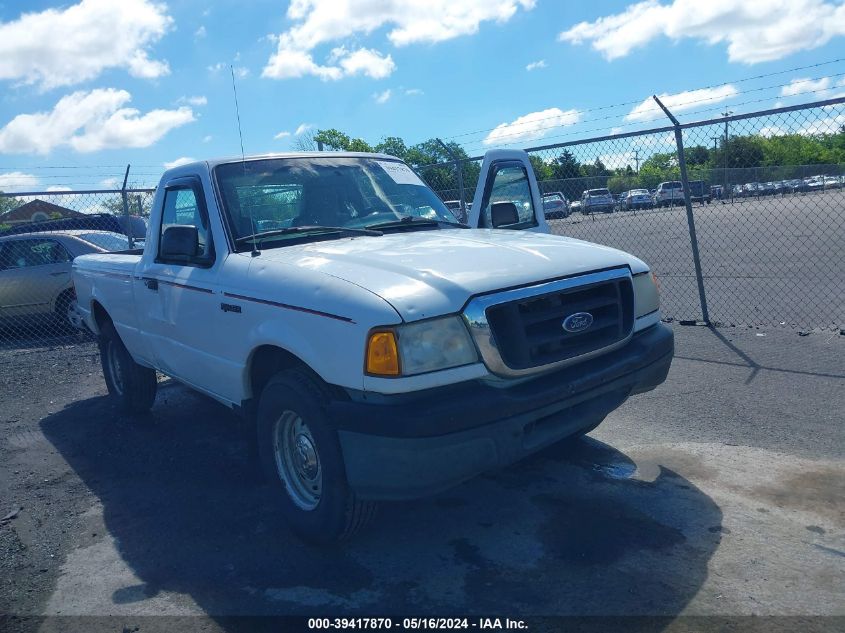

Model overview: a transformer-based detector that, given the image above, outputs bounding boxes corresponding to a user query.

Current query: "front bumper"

[330,324,674,500]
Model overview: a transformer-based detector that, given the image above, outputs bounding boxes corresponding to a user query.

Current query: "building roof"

[0,199,85,224]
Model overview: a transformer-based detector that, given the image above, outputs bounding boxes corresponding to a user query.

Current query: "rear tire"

[256,369,376,543]
[98,321,157,413]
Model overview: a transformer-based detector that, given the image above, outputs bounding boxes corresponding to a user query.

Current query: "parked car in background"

[688,180,711,204]
[624,189,653,210]
[0,212,147,241]
[806,177,825,192]
[0,230,131,331]
[823,176,842,190]
[581,188,615,213]
[542,192,569,219]
[569,200,581,213]
[653,181,684,207]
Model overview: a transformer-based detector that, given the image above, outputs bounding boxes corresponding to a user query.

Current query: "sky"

[0,0,844,191]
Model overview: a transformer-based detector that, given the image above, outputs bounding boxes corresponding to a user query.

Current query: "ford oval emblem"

[562,312,593,333]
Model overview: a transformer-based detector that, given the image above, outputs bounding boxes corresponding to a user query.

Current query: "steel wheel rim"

[273,410,322,511]
[66,299,84,330]
[107,340,124,395]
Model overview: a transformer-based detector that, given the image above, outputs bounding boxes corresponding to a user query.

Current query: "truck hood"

[252,229,647,321]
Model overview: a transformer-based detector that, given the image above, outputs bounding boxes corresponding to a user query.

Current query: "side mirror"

[491,202,519,228]
[160,225,199,260]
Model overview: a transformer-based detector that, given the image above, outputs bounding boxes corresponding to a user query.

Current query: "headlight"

[366,316,478,377]
[633,271,660,317]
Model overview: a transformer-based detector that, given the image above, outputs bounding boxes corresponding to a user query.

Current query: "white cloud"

[195,25,207,39]
[100,177,120,188]
[178,95,208,107]
[0,88,196,155]
[295,123,313,135]
[164,157,195,169]
[333,47,395,79]
[404,88,424,96]
[625,85,738,122]
[526,59,546,71]
[202,135,213,143]
[263,0,535,80]
[780,76,831,97]
[483,107,581,146]
[209,63,249,78]
[559,0,845,64]
[274,130,292,139]
[264,45,394,81]
[0,0,172,90]
[0,172,39,192]
[373,89,392,104]
[46,185,72,192]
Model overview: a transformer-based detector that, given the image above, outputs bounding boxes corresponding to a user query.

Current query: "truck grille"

[485,276,634,370]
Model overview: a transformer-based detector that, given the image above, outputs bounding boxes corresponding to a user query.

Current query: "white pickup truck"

[72,150,673,542]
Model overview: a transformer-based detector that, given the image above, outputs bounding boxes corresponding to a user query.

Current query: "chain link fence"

[420,97,845,331]
[0,189,154,349]
[1,97,843,360]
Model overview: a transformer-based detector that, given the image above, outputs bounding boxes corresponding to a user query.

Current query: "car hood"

[252,229,647,321]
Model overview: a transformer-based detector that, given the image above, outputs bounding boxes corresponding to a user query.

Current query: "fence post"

[436,138,466,221]
[121,164,134,250]
[652,96,710,324]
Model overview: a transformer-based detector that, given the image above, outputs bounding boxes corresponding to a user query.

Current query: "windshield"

[588,189,610,196]
[215,157,459,247]
[78,232,131,252]
[631,189,648,195]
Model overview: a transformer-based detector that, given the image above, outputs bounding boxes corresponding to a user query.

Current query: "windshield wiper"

[365,217,444,231]
[235,225,382,246]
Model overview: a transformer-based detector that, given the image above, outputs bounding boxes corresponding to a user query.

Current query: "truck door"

[134,176,229,399]
[466,149,550,233]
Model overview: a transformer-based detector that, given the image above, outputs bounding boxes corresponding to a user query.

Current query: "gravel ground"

[0,324,843,633]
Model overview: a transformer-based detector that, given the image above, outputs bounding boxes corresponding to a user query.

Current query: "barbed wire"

[440,57,845,143]
[455,72,845,152]
[458,85,845,154]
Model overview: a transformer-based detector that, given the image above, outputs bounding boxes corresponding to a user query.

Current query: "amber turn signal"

[366,331,400,376]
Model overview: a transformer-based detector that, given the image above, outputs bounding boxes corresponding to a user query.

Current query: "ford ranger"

[72,150,673,542]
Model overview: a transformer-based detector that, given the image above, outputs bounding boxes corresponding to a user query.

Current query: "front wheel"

[98,321,157,413]
[257,369,376,543]
[56,289,84,331]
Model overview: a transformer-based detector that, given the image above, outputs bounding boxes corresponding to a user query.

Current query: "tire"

[256,369,376,543]
[55,289,84,331]
[98,321,157,413]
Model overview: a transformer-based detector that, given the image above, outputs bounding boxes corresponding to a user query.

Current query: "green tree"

[0,193,23,215]
[685,145,710,166]
[374,136,409,160]
[550,150,580,180]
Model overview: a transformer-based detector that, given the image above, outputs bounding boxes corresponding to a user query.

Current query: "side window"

[481,164,536,228]
[159,186,212,264]
[0,239,70,270]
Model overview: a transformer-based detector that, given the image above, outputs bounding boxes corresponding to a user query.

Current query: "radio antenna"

[230,65,260,256]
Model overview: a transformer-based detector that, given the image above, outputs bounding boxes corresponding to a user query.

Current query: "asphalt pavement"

[0,324,843,632]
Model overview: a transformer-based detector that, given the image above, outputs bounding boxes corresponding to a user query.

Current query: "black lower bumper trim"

[328,323,673,439]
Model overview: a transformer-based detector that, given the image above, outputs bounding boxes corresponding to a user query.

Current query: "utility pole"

[632,148,640,175]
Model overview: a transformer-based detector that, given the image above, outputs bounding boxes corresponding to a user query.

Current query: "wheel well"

[248,345,311,400]
[91,301,111,333]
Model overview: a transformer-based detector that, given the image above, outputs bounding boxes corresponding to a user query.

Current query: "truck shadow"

[40,385,722,620]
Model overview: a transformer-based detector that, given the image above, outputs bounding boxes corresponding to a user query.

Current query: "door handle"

[143,278,159,290]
